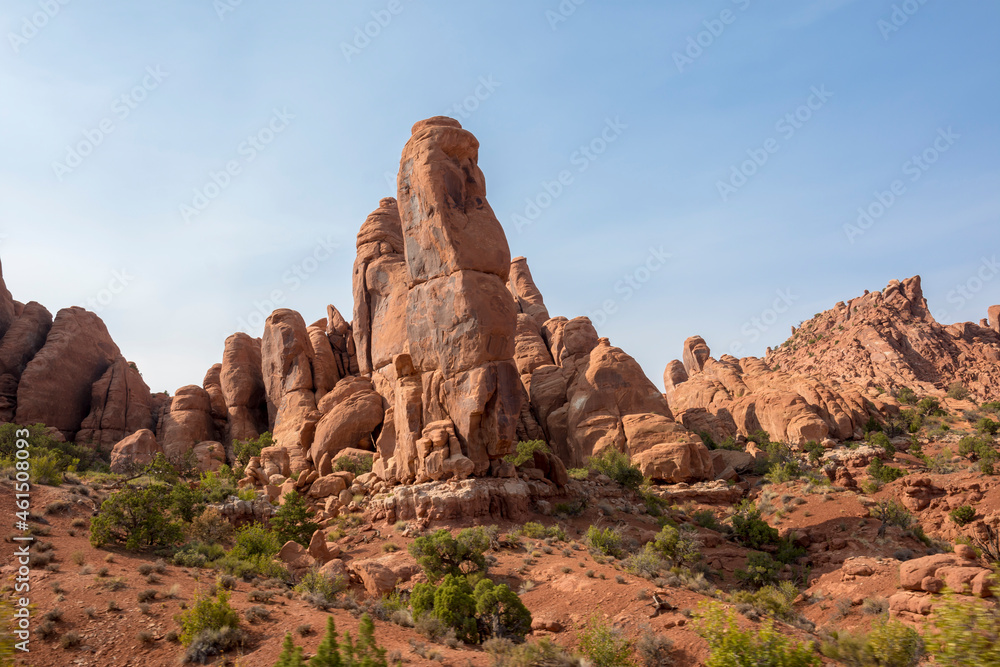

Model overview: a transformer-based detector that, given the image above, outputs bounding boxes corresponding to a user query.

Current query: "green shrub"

[647,525,699,568]
[577,616,635,667]
[896,387,917,405]
[977,418,1000,436]
[748,429,772,446]
[821,617,924,667]
[504,440,551,467]
[696,603,820,667]
[735,551,780,589]
[950,505,976,527]
[177,587,240,646]
[173,541,227,568]
[982,401,1000,414]
[0,422,111,484]
[730,500,779,549]
[866,431,895,456]
[233,431,272,467]
[333,453,374,476]
[926,594,1000,666]
[917,397,944,416]
[692,509,721,531]
[412,574,479,643]
[483,637,580,666]
[567,468,589,481]
[774,536,806,565]
[270,490,319,548]
[90,485,184,551]
[474,578,532,642]
[294,568,346,609]
[868,458,907,484]
[586,526,625,559]
[730,581,798,620]
[231,523,282,561]
[947,383,971,400]
[409,527,490,582]
[765,460,801,484]
[871,500,913,531]
[588,448,644,491]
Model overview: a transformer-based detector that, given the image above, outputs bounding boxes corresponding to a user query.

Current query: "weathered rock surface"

[311,376,383,475]
[666,337,881,445]
[76,358,154,447]
[767,276,1000,401]
[15,307,123,440]
[158,385,217,461]
[109,428,162,473]
[359,118,523,484]
[220,332,267,444]
[0,301,53,421]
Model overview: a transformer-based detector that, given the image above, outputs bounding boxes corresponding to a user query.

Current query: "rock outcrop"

[0,301,52,422]
[15,307,127,441]
[666,336,883,445]
[360,118,522,484]
[508,261,710,482]
[767,276,1000,401]
[157,385,217,461]
[220,332,267,444]
[76,358,154,448]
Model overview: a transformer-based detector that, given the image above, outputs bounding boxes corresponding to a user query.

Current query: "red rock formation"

[0,258,15,340]
[76,358,154,448]
[157,385,217,461]
[261,309,321,472]
[361,118,522,483]
[109,428,162,473]
[220,332,267,444]
[15,307,122,440]
[666,337,881,444]
[0,301,52,421]
[505,262,711,482]
[767,276,1000,400]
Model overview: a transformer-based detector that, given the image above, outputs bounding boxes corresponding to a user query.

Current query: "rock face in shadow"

[15,307,129,441]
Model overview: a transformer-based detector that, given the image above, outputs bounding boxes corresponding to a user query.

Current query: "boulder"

[310,377,383,475]
[158,385,217,461]
[109,429,162,473]
[348,551,421,597]
[632,442,714,483]
[192,441,226,472]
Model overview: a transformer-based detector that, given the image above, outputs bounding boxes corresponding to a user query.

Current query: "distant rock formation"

[766,276,1000,401]
[666,336,884,445]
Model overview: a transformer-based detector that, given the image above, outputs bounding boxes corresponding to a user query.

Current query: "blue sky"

[1,0,997,394]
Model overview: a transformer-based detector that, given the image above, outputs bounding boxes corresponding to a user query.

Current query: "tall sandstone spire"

[356,117,522,483]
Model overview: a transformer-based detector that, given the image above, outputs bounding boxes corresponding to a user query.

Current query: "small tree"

[270,490,319,547]
[273,633,307,667]
[474,579,532,642]
[408,527,489,582]
[234,431,273,467]
[412,575,479,643]
[730,500,779,549]
[696,603,820,667]
[588,448,643,491]
[90,485,184,550]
